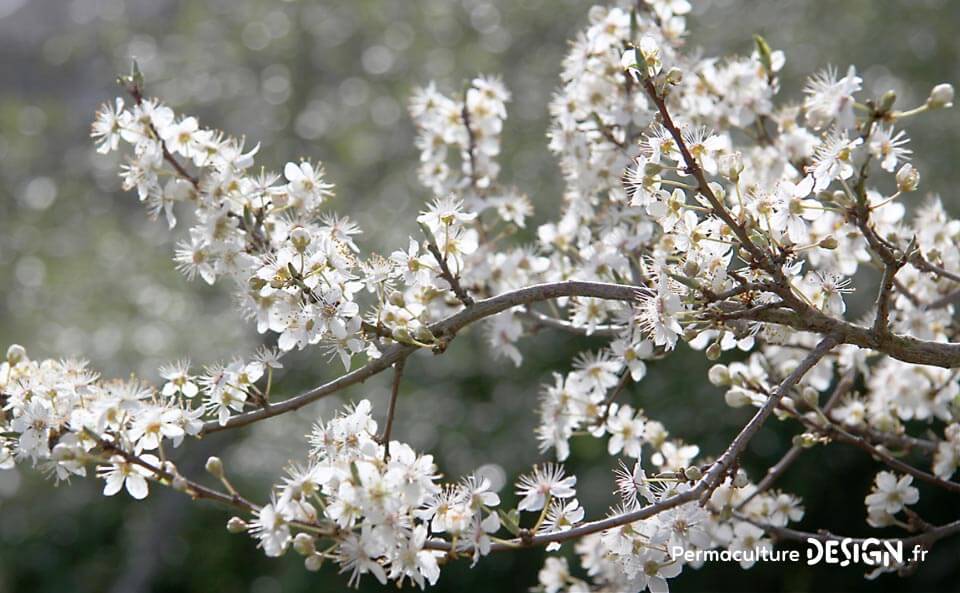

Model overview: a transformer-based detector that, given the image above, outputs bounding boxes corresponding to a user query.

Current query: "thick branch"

[748,306,960,368]
[201,281,639,434]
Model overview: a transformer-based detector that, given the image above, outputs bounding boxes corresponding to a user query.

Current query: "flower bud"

[708,364,730,386]
[620,48,638,71]
[724,387,752,408]
[896,163,919,193]
[388,290,405,307]
[6,344,26,365]
[293,533,316,556]
[665,67,683,85]
[927,83,954,109]
[706,342,722,361]
[683,258,700,277]
[414,325,435,343]
[226,517,248,533]
[305,554,324,572]
[391,327,412,343]
[801,387,819,409]
[733,469,749,488]
[172,475,189,492]
[879,90,897,112]
[290,226,312,252]
[708,182,726,201]
[818,237,838,250]
[684,466,703,481]
[205,456,225,479]
[718,152,744,182]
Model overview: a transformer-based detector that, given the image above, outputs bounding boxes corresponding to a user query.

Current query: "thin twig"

[523,309,625,337]
[424,237,474,306]
[461,83,479,189]
[127,84,200,189]
[596,371,633,428]
[739,368,855,507]
[810,418,960,495]
[381,357,407,460]
[698,335,838,502]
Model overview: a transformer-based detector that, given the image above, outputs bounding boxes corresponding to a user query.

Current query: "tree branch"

[424,237,474,306]
[746,306,960,368]
[380,357,407,460]
[200,281,639,434]
[739,367,856,507]
[697,335,838,500]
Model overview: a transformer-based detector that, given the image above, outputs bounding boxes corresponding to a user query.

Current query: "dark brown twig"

[380,357,407,460]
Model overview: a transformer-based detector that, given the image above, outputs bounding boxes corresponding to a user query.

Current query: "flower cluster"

[242,401,596,587]
[0,344,201,491]
[538,462,805,592]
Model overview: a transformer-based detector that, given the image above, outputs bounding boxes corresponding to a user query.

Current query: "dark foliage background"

[1,1,958,591]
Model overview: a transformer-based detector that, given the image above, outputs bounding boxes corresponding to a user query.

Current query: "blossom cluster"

[0,343,291,489]
[539,463,805,592]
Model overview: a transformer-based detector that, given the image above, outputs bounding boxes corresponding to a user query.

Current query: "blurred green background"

[1,0,958,591]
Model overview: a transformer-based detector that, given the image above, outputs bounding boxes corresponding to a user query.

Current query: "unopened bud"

[305,554,324,572]
[724,387,752,408]
[684,466,703,481]
[391,327,412,343]
[801,387,819,409]
[205,456,225,479]
[293,533,316,556]
[896,163,919,193]
[227,517,248,533]
[643,162,664,176]
[620,48,638,71]
[708,182,726,201]
[683,259,700,277]
[927,83,954,109]
[171,475,189,492]
[706,342,722,361]
[413,325,435,343]
[719,152,744,182]
[879,90,897,112]
[6,344,26,365]
[290,227,312,252]
[708,364,730,386]
[665,67,683,85]
[733,469,749,488]
[793,433,820,449]
[818,237,838,250]
[388,290,405,307]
